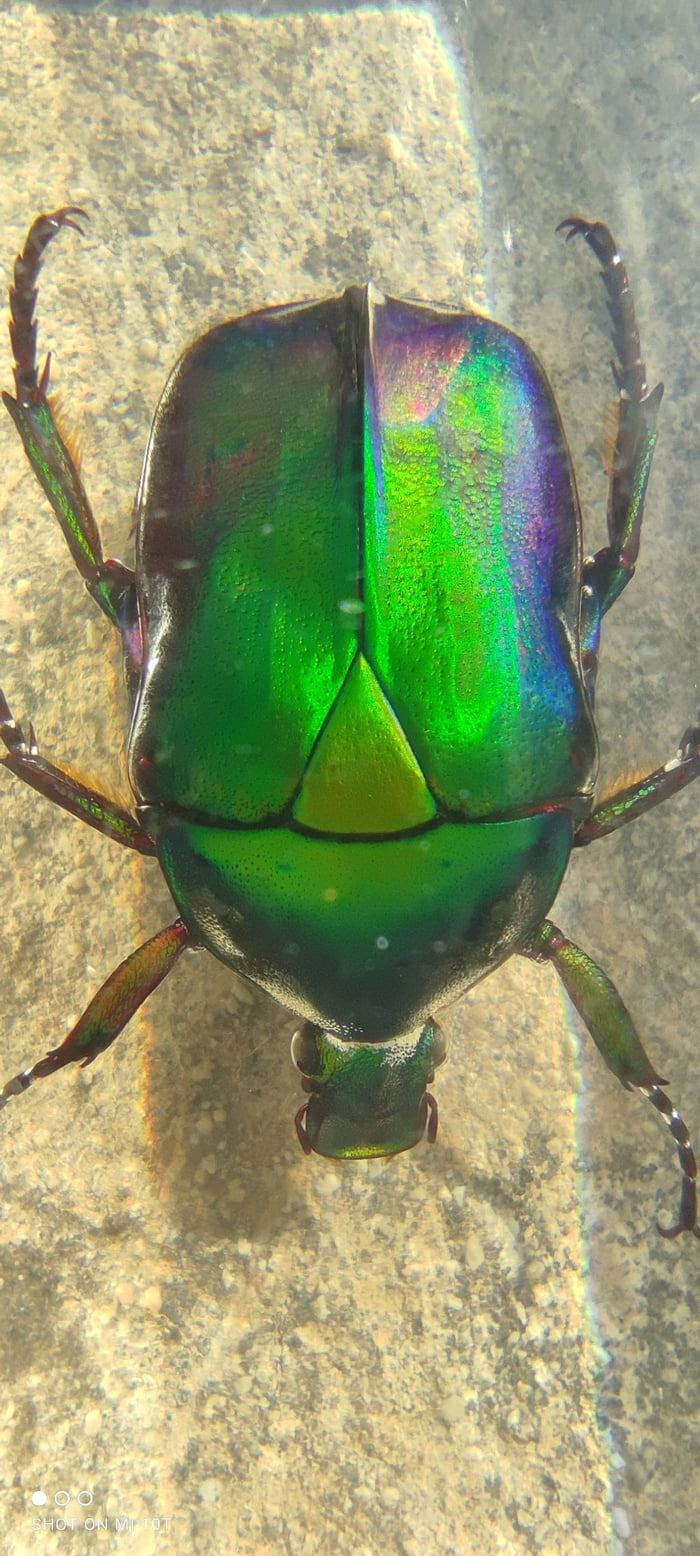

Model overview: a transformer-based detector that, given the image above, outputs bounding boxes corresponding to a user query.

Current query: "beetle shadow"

[140,952,486,1249]
[137,944,566,1252]
[142,946,309,1244]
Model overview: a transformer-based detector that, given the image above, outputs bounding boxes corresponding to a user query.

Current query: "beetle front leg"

[0,688,155,852]
[3,208,138,646]
[521,920,698,1238]
[0,920,193,1110]
[558,218,663,625]
[575,712,700,844]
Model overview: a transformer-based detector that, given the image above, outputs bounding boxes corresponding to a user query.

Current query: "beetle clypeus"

[1,208,698,1235]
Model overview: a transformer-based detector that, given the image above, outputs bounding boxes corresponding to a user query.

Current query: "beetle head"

[291,1019,446,1159]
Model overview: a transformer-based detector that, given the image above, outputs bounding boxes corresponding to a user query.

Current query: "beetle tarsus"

[0,1066,36,1109]
[644,1085,699,1239]
[559,214,663,623]
[558,214,650,404]
[10,207,88,404]
[4,208,138,637]
[557,215,617,265]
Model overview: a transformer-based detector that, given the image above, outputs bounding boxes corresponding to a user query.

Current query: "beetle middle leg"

[2,208,138,642]
[521,920,698,1238]
[0,688,155,852]
[558,217,664,645]
[575,711,700,844]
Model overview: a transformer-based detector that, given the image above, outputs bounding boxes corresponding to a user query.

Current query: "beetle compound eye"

[290,1022,325,1079]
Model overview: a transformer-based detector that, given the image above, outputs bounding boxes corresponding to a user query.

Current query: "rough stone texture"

[0,4,698,1555]
[469,6,700,1554]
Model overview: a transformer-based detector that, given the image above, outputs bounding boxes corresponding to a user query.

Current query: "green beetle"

[1,209,698,1235]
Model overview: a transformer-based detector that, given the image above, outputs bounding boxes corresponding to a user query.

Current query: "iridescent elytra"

[1,209,698,1236]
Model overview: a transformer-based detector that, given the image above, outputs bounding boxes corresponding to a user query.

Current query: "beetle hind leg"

[558,217,664,625]
[3,208,138,647]
[522,919,698,1237]
[0,921,193,1112]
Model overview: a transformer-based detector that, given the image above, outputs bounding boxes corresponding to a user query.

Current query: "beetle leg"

[575,713,700,844]
[2,208,138,647]
[558,217,663,619]
[522,920,698,1237]
[0,687,155,852]
[0,920,193,1111]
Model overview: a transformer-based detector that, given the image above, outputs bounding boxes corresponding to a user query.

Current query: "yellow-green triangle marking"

[293,654,436,834]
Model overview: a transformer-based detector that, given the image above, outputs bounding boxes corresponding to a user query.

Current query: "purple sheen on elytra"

[131,286,597,830]
[363,296,597,817]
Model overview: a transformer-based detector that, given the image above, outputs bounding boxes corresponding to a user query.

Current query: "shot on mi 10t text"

[1,207,698,1235]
